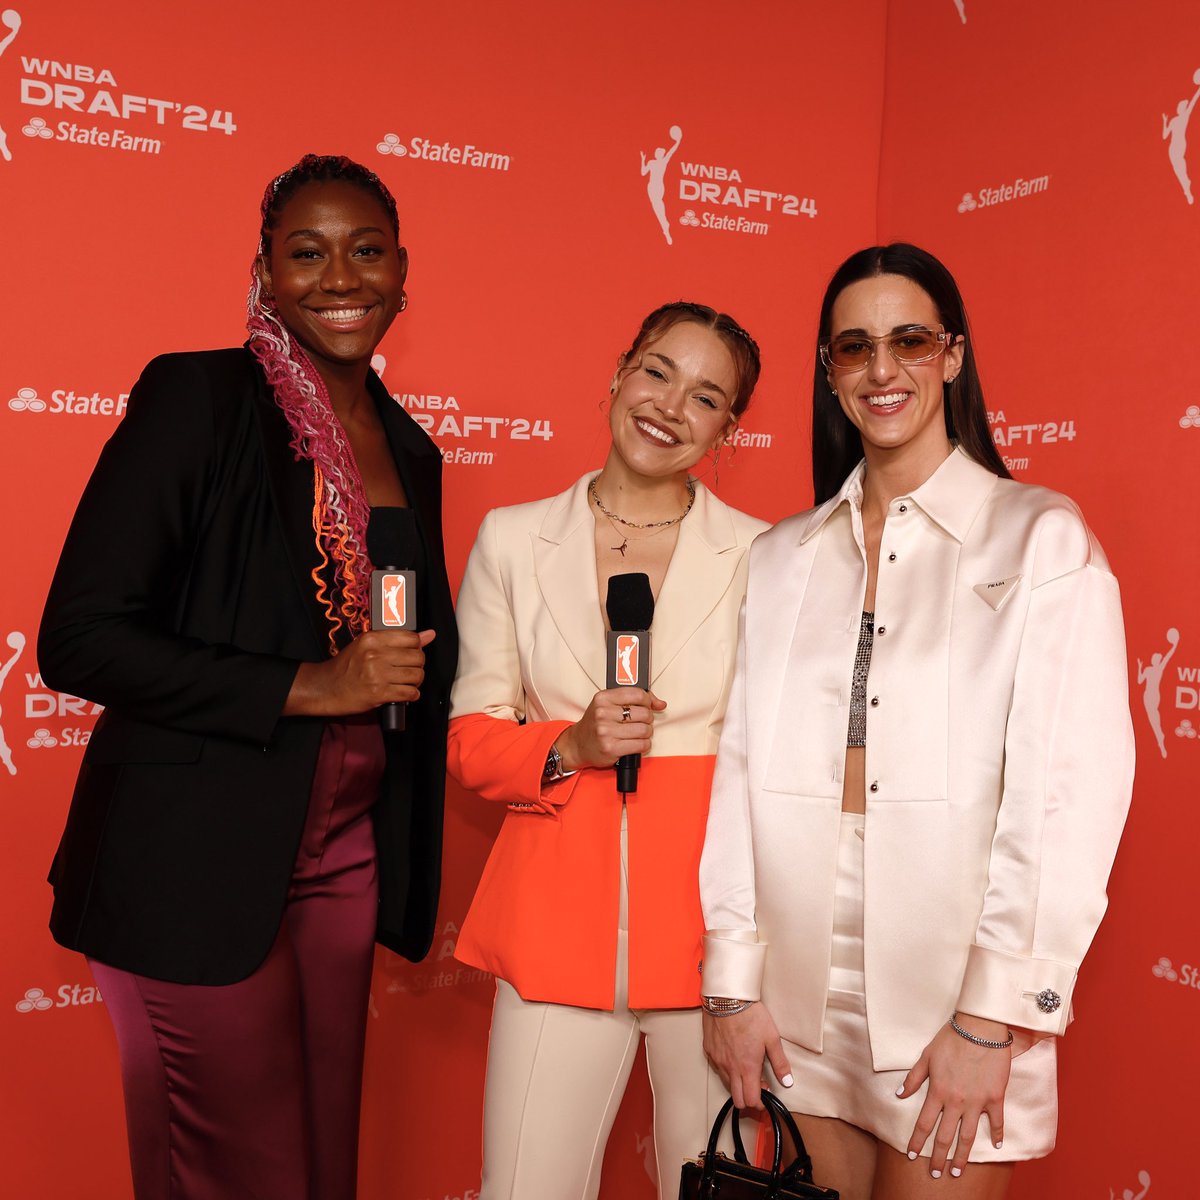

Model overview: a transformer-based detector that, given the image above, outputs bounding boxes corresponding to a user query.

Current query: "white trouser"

[480,812,732,1200]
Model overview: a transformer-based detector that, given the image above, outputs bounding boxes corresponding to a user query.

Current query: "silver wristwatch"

[542,743,566,782]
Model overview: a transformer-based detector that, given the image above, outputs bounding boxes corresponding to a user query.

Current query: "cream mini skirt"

[765,812,1058,1162]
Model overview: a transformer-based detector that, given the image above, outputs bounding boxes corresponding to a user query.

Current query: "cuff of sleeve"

[956,944,1077,1035]
[701,933,767,1002]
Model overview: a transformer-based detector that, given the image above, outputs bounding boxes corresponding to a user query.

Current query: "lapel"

[652,483,745,678]
[370,369,441,532]
[531,477,747,692]
[250,363,330,653]
[533,476,607,691]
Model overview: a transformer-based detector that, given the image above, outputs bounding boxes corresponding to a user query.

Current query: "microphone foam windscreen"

[606,572,655,630]
[366,507,420,568]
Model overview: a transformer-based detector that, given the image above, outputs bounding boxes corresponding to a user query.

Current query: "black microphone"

[366,508,420,733]
[605,573,655,795]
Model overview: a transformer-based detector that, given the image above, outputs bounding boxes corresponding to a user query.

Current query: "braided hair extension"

[246,155,401,652]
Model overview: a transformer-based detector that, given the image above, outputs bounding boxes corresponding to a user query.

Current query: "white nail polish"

[951,1167,962,1178]
[781,1073,794,1087]
[895,1085,905,1097]
[907,1151,918,1161]
[931,1169,942,1179]
[994,1140,1003,1150]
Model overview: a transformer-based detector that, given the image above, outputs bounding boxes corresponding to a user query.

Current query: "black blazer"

[39,348,457,985]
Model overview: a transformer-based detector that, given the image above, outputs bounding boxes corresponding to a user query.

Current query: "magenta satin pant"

[90,717,384,1200]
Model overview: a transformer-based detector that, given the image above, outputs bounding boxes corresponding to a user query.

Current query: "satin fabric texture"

[90,718,383,1200]
[701,449,1135,1084]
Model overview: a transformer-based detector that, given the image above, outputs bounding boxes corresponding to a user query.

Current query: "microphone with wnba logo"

[605,572,655,795]
[367,508,420,734]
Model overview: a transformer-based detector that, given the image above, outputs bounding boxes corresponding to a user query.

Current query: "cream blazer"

[450,473,768,756]
[699,448,1135,1070]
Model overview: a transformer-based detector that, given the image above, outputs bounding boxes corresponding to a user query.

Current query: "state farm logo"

[615,635,641,686]
[956,173,1051,214]
[21,114,50,139]
[15,982,104,1012]
[1152,954,1200,992]
[637,122,817,246]
[375,131,511,172]
[7,383,128,416]
[1180,404,1200,429]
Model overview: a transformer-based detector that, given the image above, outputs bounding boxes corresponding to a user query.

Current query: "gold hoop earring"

[399,293,408,312]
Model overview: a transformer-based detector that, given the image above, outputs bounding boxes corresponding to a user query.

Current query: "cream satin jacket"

[699,448,1134,1070]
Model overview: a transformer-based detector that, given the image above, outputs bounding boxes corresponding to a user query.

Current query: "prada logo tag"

[973,574,1023,611]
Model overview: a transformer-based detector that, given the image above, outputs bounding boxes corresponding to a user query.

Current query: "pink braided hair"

[246,268,372,653]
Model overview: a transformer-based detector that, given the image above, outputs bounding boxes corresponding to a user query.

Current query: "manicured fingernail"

[994,1140,1003,1150]
[951,1167,962,1178]
[780,1073,794,1087]
[907,1151,918,1161]
[931,1169,942,1179]
[895,1085,905,1096]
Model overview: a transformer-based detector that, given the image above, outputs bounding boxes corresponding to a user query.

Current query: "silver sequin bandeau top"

[847,611,875,748]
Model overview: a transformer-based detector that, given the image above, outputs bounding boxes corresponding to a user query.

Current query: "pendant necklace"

[589,477,696,557]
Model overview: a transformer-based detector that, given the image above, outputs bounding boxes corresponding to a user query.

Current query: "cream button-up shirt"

[699,448,1135,1070]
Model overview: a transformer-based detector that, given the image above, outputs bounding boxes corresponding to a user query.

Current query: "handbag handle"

[699,1089,815,1196]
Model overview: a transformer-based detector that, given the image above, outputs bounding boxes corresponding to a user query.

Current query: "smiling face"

[608,321,739,481]
[827,273,963,470]
[256,179,408,385]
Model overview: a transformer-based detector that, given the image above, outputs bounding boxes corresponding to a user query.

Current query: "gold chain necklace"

[589,477,696,557]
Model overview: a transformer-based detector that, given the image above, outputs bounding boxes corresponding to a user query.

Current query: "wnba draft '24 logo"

[637,122,817,244]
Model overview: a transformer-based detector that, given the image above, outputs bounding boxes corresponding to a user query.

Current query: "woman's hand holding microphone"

[554,687,666,771]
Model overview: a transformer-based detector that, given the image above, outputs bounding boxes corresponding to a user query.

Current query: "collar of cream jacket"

[797,445,999,545]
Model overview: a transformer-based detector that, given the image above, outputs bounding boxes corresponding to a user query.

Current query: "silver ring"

[620,706,632,722]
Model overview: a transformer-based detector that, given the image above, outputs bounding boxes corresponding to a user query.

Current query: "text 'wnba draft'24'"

[0,8,238,162]
[636,123,817,245]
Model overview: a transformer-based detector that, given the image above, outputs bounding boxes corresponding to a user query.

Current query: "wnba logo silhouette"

[1163,69,1200,204]
[640,124,683,245]
[0,8,21,164]
[381,574,407,628]
[1137,627,1179,759]
[615,635,641,686]
[0,630,25,777]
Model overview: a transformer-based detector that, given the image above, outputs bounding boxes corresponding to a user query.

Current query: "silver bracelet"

[701,996,754,1018]
[949,1014,1013,1049]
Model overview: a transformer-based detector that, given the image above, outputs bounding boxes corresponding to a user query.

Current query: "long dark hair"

[811,243,1010,503]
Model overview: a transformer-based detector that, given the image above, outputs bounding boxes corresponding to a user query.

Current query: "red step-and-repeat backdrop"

[1,2,1195,1197]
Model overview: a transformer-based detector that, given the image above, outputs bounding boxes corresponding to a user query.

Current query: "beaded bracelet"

[949,1015,1014,1049]
[701,996,754,1018]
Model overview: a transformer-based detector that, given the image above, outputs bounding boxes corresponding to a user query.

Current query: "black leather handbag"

[679,1090,840,1199]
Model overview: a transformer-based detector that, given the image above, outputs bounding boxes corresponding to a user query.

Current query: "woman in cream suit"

[448,302,768,1199]
[700,245,1134,1200]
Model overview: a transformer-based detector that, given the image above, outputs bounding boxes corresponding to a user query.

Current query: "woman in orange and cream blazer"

[700,244,1135,1200]
[447,302,768,1200]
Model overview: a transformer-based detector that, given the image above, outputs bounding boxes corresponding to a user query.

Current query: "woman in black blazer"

[39,154,456,1200]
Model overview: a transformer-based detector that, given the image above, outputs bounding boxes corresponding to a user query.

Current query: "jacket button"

[870,696,879,707]
[1035,988,1062,1013]
[888,553,897,562]
[898,503,908,513]
[869,781,879,792]
[877,625,887,636]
